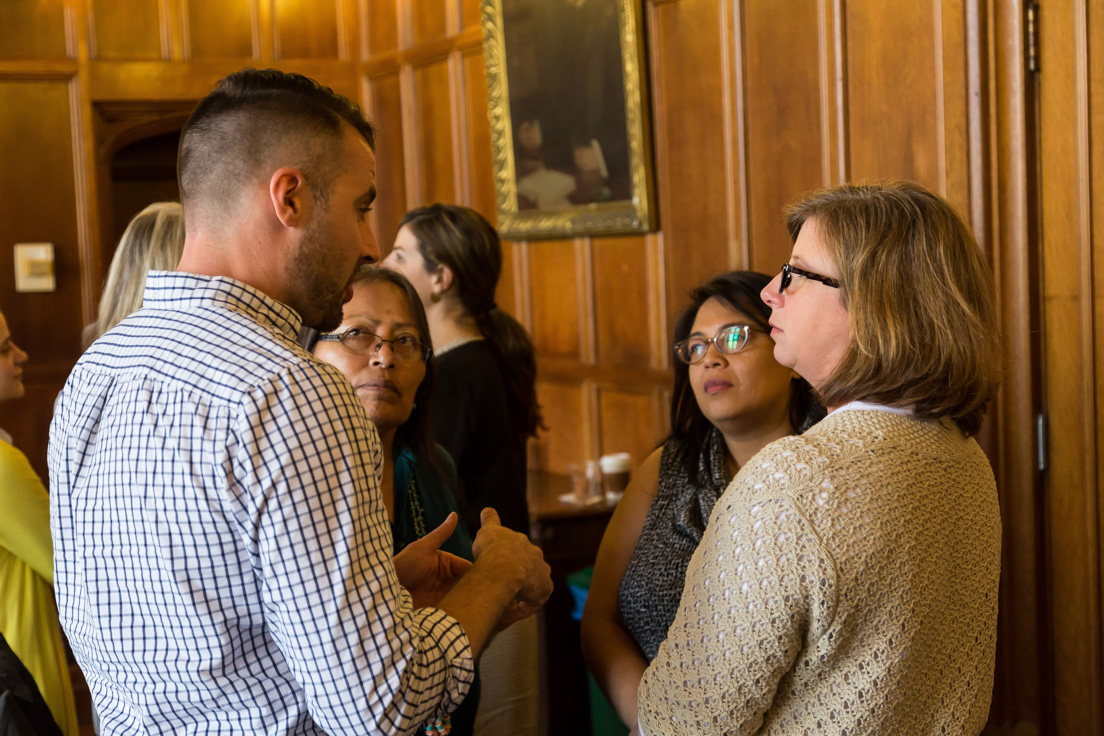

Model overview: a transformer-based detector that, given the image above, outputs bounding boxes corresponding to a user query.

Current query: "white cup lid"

[599,452,633,473]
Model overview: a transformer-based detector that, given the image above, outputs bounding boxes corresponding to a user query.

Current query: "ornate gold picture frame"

[481,0,656,239]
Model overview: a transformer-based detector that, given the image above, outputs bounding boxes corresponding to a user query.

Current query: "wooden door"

[1036,1,1104,734]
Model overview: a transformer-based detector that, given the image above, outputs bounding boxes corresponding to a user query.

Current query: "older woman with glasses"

[307,266,479,736]
[581,271,823,734]
[636,182,1003,735]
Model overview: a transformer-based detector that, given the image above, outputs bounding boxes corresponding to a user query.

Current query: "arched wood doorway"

[90,101,195,307]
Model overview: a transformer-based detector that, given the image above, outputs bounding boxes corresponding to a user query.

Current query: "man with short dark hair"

[49,68,552,735]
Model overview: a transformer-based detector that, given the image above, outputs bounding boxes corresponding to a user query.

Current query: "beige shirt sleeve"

[637,494,838,735]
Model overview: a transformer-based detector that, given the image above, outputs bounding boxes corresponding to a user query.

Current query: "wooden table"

[528,471,620,736]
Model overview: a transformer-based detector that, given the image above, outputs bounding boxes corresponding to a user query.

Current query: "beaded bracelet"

[424,716,451,734]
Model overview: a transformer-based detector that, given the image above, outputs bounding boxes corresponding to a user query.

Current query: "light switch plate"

[14,243,56,293]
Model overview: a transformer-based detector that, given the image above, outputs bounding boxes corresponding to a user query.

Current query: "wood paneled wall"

[1,1,1101,733]
[1037,0,1104,731]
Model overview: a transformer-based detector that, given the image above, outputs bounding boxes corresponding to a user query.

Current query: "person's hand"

[393,513,473,609]
[495,599,544,631]
[472,508,553,626]
[573,143,603,174]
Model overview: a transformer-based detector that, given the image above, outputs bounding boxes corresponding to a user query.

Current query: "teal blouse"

[391,442,479,736]
[391,443,474,561]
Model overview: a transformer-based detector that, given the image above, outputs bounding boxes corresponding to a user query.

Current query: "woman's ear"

[431,263,454,298]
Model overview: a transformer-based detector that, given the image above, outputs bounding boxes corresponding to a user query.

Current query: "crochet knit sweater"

[637,409,1000,735]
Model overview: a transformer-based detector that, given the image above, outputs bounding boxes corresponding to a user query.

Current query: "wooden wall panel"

[844,0,940,189]
[527,240,581,359]
[596,386,663,467]
[364,0,400,56]
[533,380,585,474]
[364,72,407,253]
[650,0,735,331]
[0,4,1098,730]
[937,0,972,216]
[461,0,482,30]
[411,59,458,204]
[89,0,164,60]
[496,240,519,317]
[0,0,70,59]
[0,80,83,476]
[461,49,496,216]
[741,0,824,275]
[1038,1,1104,733]
[0,81,83,365]
[275,0,340,59]
[1093,0,1104,582]
[185,0,255,59]
[411,0,450,45]
[986,4,1047,733]
[593,236,652,368]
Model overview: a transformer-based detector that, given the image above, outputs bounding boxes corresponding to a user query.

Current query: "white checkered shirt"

[48,272,473,735]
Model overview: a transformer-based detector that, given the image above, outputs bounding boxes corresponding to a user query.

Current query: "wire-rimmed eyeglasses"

[674,325,759,365]
[316,328,431,363]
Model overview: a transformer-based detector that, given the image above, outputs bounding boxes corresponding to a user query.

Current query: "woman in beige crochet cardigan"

[636,181,1003,736]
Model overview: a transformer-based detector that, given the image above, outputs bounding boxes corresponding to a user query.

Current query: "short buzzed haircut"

[178,68,375,221]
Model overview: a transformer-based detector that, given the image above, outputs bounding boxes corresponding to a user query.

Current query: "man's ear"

[269,167,310,228]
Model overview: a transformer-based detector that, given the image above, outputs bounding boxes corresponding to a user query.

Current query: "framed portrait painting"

[481,0,656,239]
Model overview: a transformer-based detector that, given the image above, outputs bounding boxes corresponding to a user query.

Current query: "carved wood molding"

[93,100,195,161]
[0,60,79,80]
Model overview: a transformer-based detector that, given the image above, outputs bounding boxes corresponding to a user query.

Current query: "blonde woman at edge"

[0,308,79,735]
[83,202,185,347]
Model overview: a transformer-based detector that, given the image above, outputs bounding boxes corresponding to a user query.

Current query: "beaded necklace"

[408,474,427,538]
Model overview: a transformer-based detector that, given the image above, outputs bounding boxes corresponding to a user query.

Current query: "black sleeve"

[430,358,478,465]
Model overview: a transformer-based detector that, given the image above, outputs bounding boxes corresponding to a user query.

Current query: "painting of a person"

[503,0,630,209]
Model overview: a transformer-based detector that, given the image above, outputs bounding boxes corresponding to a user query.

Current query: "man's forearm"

[434,559,524,657]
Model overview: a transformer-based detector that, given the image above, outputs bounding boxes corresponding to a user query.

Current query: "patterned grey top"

[617,428,732,661]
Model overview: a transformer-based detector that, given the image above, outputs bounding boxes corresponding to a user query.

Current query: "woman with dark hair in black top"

[384,203,543,736]
[580,271,825,733]
[383,203,541,535]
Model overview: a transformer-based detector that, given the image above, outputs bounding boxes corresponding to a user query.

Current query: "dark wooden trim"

[537,356,671,388]
[361,24,481,76]
[989,1,1051,732]
[0,61,79,79]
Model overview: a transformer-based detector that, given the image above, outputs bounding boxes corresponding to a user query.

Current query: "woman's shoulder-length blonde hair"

[84,201,185,347]
[786,181,1002,436]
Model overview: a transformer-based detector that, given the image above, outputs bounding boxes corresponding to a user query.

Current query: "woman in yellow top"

[0,307,79,735]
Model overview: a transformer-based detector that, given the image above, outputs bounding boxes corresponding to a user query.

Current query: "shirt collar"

[142,271,303,341]
[830,400,916,417]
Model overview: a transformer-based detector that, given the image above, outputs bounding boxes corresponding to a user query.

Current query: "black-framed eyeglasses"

[779,262,841,293]
[674,324,759,365]
[317,328,431,363]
